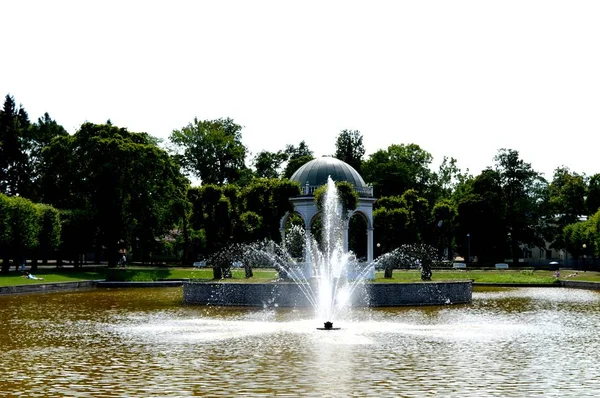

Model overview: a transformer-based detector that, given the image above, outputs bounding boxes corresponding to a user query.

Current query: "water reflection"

[1,287,600,396]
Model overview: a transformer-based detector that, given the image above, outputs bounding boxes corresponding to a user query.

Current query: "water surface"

[1,287,600,397]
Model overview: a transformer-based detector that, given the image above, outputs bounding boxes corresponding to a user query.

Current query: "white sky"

[2,1,599,180]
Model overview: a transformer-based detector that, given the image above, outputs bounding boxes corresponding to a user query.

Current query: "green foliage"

[374,207,412,252]
[0,95,31,197]
[237,211,263,242]
[240,178,301,242]
[494,149,546,263]
[36,203,61,254]
[544,167,586,250]
[334,129,365,173]
[253,150,288,178]
[170,117,248,184]
[432,200,457,261]
[0,194,11,249]
[587,174,600,215]
[282,141,314,178]
[362,143,433,198]
[43,122,187,266]
[0,194,58,272]
[313,181,358,217]
[8,196,41,250]
[455,171,508,263]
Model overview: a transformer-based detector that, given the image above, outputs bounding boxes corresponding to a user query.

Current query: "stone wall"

[183,281,472,307]
[561,280,600,290]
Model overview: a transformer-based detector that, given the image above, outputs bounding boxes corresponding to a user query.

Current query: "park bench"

[453,263,467,269]
[495,263,509,270]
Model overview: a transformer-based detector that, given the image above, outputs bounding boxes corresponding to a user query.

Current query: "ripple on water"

[1,287,600,396]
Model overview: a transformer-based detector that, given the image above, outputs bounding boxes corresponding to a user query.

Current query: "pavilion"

[279,157,376,262]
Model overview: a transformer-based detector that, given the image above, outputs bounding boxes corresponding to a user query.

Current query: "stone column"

[280,228,286,246]
[343,219,349,253]
[367,227,374,263]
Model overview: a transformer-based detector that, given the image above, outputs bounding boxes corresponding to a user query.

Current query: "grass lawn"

[2,265,600,286]
[0,269,107,287]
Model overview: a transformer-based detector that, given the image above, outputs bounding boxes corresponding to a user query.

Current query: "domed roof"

[290,157,371,196]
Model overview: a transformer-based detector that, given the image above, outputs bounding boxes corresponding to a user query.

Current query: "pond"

[1,286,600,397]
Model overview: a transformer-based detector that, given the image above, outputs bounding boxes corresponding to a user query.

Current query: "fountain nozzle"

[317,321,340,330]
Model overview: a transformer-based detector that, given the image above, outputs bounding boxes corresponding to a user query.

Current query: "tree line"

[1,93,600,271]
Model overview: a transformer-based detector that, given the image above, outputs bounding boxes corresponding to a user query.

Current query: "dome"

[289,157,372,197]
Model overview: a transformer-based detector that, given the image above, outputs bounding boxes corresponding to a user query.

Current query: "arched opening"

[283,211,305,260]
[348,212,368,261]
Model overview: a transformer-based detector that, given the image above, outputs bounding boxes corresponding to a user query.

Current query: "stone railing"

[302,183,374,197]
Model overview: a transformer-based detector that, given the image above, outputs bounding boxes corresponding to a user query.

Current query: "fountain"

[184,177,472,327]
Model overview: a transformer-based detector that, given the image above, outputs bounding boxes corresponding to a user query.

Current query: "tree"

[241,178,301,242]
[361,143,434,198]
[170,117,248,185]
[494,149,546,264]
[454,170,508,263]
[0,195,41,273]
[587,174,600,215]
[43,122,187,266]
[253,150,288,179]
[432,156,470,201]
[29,204,61,271]
[0,95,31,197]
[543,167,586,251]
[28,113,68,201]
[334,129,365,173]
[282,141,314,179]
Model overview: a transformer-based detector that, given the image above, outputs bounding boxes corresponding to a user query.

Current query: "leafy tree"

[58,208,95,267]
[187,184,243,259]
[362,143,434,198]
[32,204,61,271]
[0,95,31,197]
[494,149,546,264]
[374,207,411,253]
[0,195,41,273]
[334,129,365,173]
[548,167,586,224]
[432,156,470,201]
[253,150,288,179]
[586,174,600,215]
[27,113,68,201]
[43,123,187,266]
[0,194,12,269]
[237,211,263,242]
[313,181,359,217]
[170,117,248,184]
[282,141,314,179]
[401,189,431,243]
[544,167,586,251]
[454,170,508,263]
[563,221,588,264]
[241,178,301,242]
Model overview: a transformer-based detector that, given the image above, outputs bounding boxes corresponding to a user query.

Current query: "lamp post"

[582,243,587,271]
[466,233,471,264]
